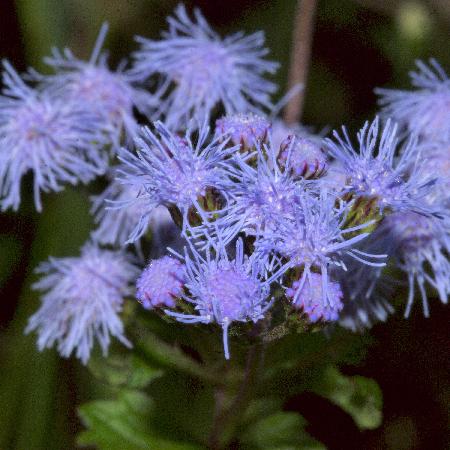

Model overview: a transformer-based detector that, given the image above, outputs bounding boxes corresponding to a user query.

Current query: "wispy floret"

[286,272,343,322]
[165,238,273,359]
[278,135,328,179]
[136,256,186,309]
[338,261,395,331]
[376,59,450,140]
[117,121,235,242]
[26,243,138,365]
[367,211,449,317]
[91,177,149,246]
[0,61,107,211]
[131,4,278,129]
[256,191,385,323]
[326,117,434,215]
[91,174,178,248]
[215,113,271,149]
[214,137,301,244]
[417,139,450,206]
[38,23,154,146]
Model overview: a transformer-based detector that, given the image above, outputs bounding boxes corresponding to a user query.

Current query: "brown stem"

[283,0,318,124]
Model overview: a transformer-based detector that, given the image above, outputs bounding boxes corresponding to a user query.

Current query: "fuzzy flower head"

[131,4,278,129]
[270,119,319,151]
[0,62,107,211]
[136,256,186,309]
[165,239,272,359]
[214,137,301,245]
[286,272,343,322]
[326,117,434,215]
[278,135,328,179]
[215,113,271,149]
[376,59,450,140]
[40,23,154,145]
[372,211,449,317]
[117,121,235,242]
[26,244,138,364]
[256,191,385,323]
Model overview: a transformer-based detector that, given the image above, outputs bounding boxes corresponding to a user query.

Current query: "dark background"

[0,1,449,449]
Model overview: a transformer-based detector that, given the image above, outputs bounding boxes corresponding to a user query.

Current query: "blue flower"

[0,61,107,211]
[117,121,236,242]
[36,23,155,146]
[278,135,328,179]
[286,272,344,322]
[136,256,186,309]
[270,118,320,151]
[90,172,179,250]
[213,136,302,245]
[131,4,278,129]
[337,260,395,331]
[339,284,394,332]
[326,117,435,215]
[367,211,449,317]
[215,113,271,149]
[255,190,385,323]
[416,139,450,207]
[91,176,150,246]
[376,59,450,141]
[165,238,273,359]
[26,243,139,364]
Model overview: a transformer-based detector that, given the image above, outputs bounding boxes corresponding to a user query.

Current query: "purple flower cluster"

[13,4,448,363]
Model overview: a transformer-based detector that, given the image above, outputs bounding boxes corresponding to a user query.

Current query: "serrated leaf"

[78,390,202,450]
[313,366,382,429]
[129,355,164,389]
[241,412,325,450]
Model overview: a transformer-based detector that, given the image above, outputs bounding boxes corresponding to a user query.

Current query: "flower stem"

[284,0,318,124]
[208,341,265,449]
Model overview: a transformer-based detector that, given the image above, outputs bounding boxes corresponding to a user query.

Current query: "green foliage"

[78,390,202,450]
[312,366,382,430]
[75,320,383,449]
[241,412,325,450]
[88,353,164,390]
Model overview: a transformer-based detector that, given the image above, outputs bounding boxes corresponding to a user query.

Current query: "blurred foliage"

[0,0,449,449]
[312,366,382,430]
[75,311,381,449]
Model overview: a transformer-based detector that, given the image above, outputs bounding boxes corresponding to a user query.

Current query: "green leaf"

[133,323,225,385]
[129,355,165,389]
[312,366,382,430]
[78,390,202,450]
[88,353,163,389]
[241,412,325,450]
